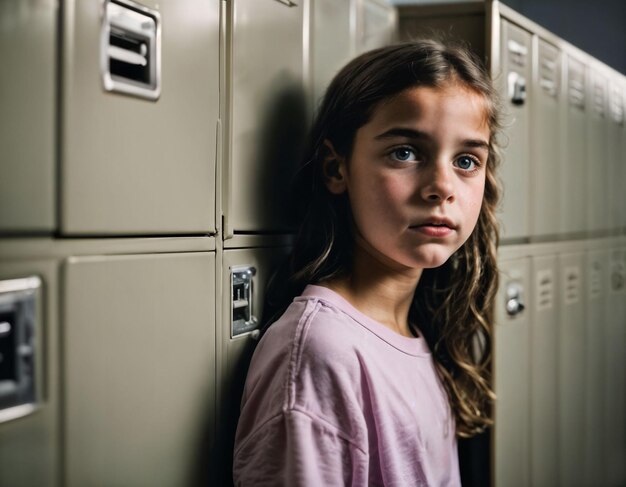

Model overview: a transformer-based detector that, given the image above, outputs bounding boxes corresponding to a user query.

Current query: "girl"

[233,39,502,486]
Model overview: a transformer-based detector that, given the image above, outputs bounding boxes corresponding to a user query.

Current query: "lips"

[409,217,456,237]
[410,217,456,230]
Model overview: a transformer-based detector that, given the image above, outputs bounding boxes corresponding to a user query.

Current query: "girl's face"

[326,83,489,271]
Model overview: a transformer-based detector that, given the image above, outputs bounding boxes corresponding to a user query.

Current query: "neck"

[322,241,423,338]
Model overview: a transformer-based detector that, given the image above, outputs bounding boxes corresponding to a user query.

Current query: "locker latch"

[231,266,258,338]
[101,0,161,100]
[505,281,525,317]
[0,277,40,423]
[508,72,527,106]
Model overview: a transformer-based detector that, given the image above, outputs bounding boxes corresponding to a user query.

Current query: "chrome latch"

[231,266,258,337]
[101,0,161,100]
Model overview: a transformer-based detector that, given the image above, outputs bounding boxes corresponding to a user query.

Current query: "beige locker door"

[558,252,586,487]
[61,0,219,235]
[0,261,59,487]
[494,256,530,487]
[587,68,609,233]
[64,252,216,486]
[606,248,626,486]
[311,0,355,109]
[529,254,559,487]
[214,245,291,483]
[0,0,55,232]
[356,0,396,54]
[498,20,532,241]
[585,249,608,485]
[226,0,307,234]
[607,82,624,232]
[531,39,561,238]
[562,55,587,235]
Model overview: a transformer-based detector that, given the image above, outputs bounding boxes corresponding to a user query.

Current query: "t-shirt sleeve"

[233,408,368,487]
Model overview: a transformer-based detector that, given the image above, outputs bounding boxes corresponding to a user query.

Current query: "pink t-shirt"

[233,285,461,486]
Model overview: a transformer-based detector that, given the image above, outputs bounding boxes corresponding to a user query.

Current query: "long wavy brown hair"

[264,39,502,438]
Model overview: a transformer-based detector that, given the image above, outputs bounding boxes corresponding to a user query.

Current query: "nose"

[419,161,455,203]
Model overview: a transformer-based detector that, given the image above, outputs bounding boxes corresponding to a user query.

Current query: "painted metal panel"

[584,249,608,485]
[61,0,219,235]
[557,252,586,487]
[64,252,216,486]
[530,39,560,238]
[607,80,625,232]
[0,0,55,232]
[356,0,397,54]
[586,68,609,233]
[311,0,355,109]
[529,254,559,487]
[561,55,587,235]
[498,20,532,240]
[605,247,626,486]
[494,256,530,487]
[226,0,308,234]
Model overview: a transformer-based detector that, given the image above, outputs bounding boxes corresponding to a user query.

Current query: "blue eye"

[390,147,417,162]
[455,155,478,171]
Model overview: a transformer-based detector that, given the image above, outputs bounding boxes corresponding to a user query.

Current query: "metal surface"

[64,251,216,486]
[62,0,219,235]
[0,0,55,232]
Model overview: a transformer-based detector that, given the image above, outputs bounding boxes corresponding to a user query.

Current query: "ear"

[322,140,348,195]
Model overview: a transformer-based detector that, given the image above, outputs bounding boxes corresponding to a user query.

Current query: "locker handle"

[507,72,526,106]
[273,0,297,6]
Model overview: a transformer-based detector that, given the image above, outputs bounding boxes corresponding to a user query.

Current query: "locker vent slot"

[535,269,554,311]
[563,266,581,305]
[610,86,624,125]
[539,54,559,98]
[101,0,161,101]
[231,266,258,338]
[568,77,585,109]
[273,0,298,6]
[0,277,40,423]
[589,261,603,300]
[592,81,606,118]
[508,40,528,68]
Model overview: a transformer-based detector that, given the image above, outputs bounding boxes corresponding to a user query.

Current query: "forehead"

[365,84,490,137]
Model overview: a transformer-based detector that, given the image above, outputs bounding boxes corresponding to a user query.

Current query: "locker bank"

[0,1,624,486]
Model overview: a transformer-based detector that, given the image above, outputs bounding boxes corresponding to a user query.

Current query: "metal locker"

[498,20,532,241]
[356,0,397,54]
[64,251,216,486]
[561,55,587,235]
[605,247,626,486]
[530,39,561,238]
[61,0,219,235]
[586,68,609,233]
[214,243,291,483]
[310,0,355,109]
[494,256,530,487]
[529,253,559,487]
[224,0,308,236]
[557,252,586,487]
[0,0,55,232]
[607,80,624,232]
[0,254,59,487]
[584,247,609,485]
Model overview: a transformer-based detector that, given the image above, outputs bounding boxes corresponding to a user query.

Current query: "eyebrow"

[374,127,489,151]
